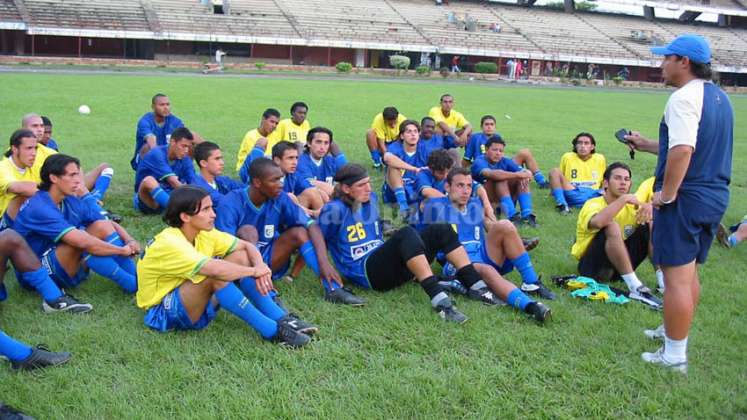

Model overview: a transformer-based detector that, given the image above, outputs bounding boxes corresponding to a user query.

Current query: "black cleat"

[281,313,319,335]
[522,214,538,227]
[522,236,540,252]
[437,278,468,296]
[466,286,504,306]
[11,345,71,371]
[273,321,311,348]
[325,287,366,306]
[509,214,522,226]
[0,402,33,420]
[521,278,556,300]
[525,301,551,323]
[42,293,93,314]
[556,204,571,215]
[101,209,124,224]
[434,299,469,324]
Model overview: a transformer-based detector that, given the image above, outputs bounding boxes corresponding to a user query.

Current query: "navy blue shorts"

[259,242,290,281]
[652,197,723,266]
[442,239,513,276]
[39,247,89,289]
[144,286,219,332]
[565,187,602,208]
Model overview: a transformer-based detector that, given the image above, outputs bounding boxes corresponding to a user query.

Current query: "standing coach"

[625,34,734,373]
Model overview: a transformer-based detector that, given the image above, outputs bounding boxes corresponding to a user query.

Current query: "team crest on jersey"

[475,227,481,240]
[591,171,599,180]
[264,225,275,238]
[350,239,383,261]
[624,225,634,237]
[480,144,485,153]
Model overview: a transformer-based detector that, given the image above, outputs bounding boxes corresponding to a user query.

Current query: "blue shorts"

[442,239,513,276]
[382,182,418,205]
[652,196,723,266]
[39,247,89,289]
[133,193,163,215]
[0,213,11,232]
[565,187,602,207]
[144,286,219,332]
[259,242,290,281]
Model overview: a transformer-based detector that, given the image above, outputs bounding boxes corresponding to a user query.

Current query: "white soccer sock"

[621,272,643,292]
[664,335,688,363]
[656,269,665,291]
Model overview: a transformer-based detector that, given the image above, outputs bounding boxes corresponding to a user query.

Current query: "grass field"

[0,70,746,418]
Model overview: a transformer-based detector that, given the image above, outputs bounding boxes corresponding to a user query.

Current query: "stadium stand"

[22,0,150,32]
[0,0,22,23]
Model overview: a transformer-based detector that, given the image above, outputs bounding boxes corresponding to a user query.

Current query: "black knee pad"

[419,223,461,260]
[392,226,426,261]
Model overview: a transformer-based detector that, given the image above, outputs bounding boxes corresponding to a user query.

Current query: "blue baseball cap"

[651,34,711,64]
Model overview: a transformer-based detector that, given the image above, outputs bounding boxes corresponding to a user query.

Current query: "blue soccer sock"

[393,187,409,213]
[551,188,567,207]
[91,167,114,201]
[19,267,63,303]
[0,330,33,362]
[728,234,740,248]
[500,196,517,218]
[533,170,547,186]
[215,283,278,339]
[517,192,533,218]
[85,254,137,293]
[80,193,106,218]
[239,277,286,321]
[149,186,171,208]
[335,153,348,167]
[105,232,137,276]
[370,150,382,165]
[506,288,534,310]
[509,252,538,285]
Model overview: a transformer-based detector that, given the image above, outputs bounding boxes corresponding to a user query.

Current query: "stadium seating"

[0,0,22,22]
[22,0,150,31]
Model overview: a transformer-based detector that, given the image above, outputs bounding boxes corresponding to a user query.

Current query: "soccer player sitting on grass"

[40,116,59,151]
[548,132,607,214]
[132,94,199,170]
[136,186,314,347]
[318,163,486,324]
[462,115,548,188]
[189,141,243,208]
[382,119,428,221]
[570,162,661,307]
[420,167,555,314]
[365,106,407,168]
[13,154,139,294]
[271,141,324,217]
[471,136,537,226]
[428,94,472,147]
[419,117,460,168]
[296,126,348,203]
[718,215,747,249]
[215,158,364,306]
[236,108,281,175]
[276,102,311,143]
[134,127,195,214]
[1,328,70,371]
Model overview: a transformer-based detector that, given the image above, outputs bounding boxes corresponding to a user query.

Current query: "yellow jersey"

[559,152,607,190]
[371,113,407,143]
[635,176,656,204]
[428,106,469,130]
[571,196,638,260]
[0,157,39,216]
[277,118,310,143]
[236,128,281,171]
[136,227,238,309]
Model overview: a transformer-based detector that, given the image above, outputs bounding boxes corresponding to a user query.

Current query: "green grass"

[0,72,746,418]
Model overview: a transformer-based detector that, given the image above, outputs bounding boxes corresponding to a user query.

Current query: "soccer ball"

[78,105,91,115]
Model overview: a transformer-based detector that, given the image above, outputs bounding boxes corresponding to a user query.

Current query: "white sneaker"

[641,347,688,374]
[644,324,665,340]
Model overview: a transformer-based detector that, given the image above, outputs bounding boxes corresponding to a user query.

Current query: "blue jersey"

[132,112,184,169]
[134,145,195,192]
[215,188,312,254]
[14,191,104,258]
[282,172,313,196]
[415,168,446,200]
[464,132,502,163]
[190,174,244,208]
[471,155,522,184]
[386,140,427,184]
[45,139,59,151]
[318,193,384,284]
[420,196,484,257]
[296,152,345,185]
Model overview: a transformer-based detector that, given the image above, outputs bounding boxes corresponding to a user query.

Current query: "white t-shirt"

[664,78,704,150]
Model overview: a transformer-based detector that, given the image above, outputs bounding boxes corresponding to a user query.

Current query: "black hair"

[271,141,298,160]
[382,107,399,120]
[440,93,453,102]
[603,161,632,182]
[398,119,420,137]
[572,132,596,154]
[427,149,453,172]
[6,129,36,157]
[262,108,281,119]
[41,116,52,127]
[151,93,167,104]
[306,126,333,144]
[162,186,210,228]
[446,166,471,185]
[290,102,308,114]
[193,141,220,166]
[332,163,368,207]
[248,157,280,183]
[674,55,713,80]
[39,154,79,191]
[480,115,496,126]
[485,135,505,149]
[420,116,435,126]
[170,127,194,142]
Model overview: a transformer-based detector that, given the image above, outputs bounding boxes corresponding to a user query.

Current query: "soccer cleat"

[466,286,504,306]
[641,347,688,374]
[434,299,469,324]
[42,294,93,314]
[522,237,540,252]
[629,286,662,310]
[11,345,71,371]
[324,287,366,306]
[537,181,550,190]
[0,402,33,420]
[644,324,665,341]
[509,214,522,226]
[281,313,319,335]
[438,278,468,296]
[716,223,731,248]
[522,214,538,228]
[525,301,551,323]
[101,209,124,224]
[520,278,556,300]
[556,204,571,215]
[273,321,311,348]
[381,219,397,237]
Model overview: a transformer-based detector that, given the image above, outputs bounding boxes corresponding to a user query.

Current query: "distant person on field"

[451,56,461,73]
[365,106,407,169]
[215,48,226,68]
[548,132,607,214]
